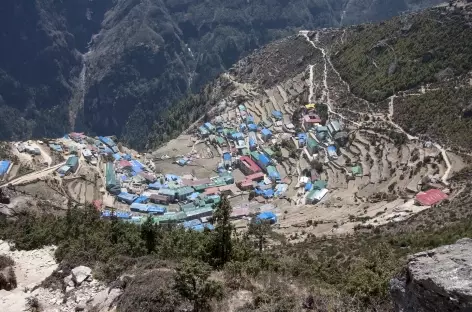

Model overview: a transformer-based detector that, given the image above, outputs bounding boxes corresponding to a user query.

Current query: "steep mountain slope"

[0,0,442,149]
[332,2,472,151]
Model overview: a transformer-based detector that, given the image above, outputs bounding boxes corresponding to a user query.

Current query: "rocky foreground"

[0,241,121,312]
[391,238,472,312]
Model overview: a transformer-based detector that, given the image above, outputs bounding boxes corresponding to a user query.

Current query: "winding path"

[299,29,452,184]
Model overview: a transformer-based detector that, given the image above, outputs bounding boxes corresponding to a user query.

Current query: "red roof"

[240,156,261,173]
[415,189,448,206]
[118,160,132,168]
[205,187,220,195]
[304,115,322,123]
[245,172,265,181]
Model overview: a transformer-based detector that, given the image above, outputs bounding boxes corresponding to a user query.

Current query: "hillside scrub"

[2,182,472,309]
[394,86,472,150]
[333,7,472,102]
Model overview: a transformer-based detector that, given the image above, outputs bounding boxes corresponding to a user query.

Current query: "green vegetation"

[333,7,472,102]
[394,86,472,149]
[3,175,472,309]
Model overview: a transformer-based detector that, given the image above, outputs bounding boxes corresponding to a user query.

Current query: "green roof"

[216,137,226,145]
[185,207,213,219]
[176,186,195,195]
[312,180,327,190]
[351,165,363,176]
[194,184,209,192]
[152,212,187,223]
[241,148,250,156]
[250,151,260,161]
[307,137,319,148]
[211,177,226,187]
[159,189,176,196]
[263,147,275,157]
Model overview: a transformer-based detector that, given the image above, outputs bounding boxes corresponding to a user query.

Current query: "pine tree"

[141,215,157,254]
[248,218,271,253]
[211,195,233,267]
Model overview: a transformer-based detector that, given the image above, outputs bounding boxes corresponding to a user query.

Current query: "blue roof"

[248,124,258,131]
[148,182,164,190]
[262,189,274,198]
[257,211,277,223]
[305,182,313,192]
[130,203,149,213]
[147,205,167,215]
[99,136,116,147]
[231,132,244,140]
[328,146,337,153]
[272,110,283,118]
[123,154,132,161]
[240,124,247,131]
[134,196,149,204]
[0,160,10,175]
[259,153,270,166]
[204,122,215,130]
[249,138,256,147]
[191,223,215,232]
[113,153,121,161]
[261,128,272,136]
[298,133,307,140]
[223,152,232,161]
[116,211,131,219]
[183,219,202,228]
[187,192,200,201]
[118,192,138,203]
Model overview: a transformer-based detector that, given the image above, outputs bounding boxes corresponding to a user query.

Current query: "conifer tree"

[211,195,233,267]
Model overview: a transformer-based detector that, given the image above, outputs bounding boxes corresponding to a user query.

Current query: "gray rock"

[72,266,92,285]
[390,238,472,312]
[75,302,86,311]
[88,287,123,312]
[64,274,75,287]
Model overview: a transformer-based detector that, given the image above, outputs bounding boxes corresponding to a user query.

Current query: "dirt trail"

[0,163,64,187]
[300,29,452,183]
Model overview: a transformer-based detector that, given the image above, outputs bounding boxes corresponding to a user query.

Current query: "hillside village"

[0,17,469,238]
[0,76,463,238]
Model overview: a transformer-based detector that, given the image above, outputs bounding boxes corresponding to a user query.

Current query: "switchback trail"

[299,29,452,183]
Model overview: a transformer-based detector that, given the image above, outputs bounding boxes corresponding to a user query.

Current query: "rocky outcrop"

[390,238,472,312]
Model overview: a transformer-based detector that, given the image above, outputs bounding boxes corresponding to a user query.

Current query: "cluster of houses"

[197,102,354,206]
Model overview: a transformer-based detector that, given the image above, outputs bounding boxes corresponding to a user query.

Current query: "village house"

[307,136,320,155]
[303,114,322,130]
[327,120,343,138]
[261,128,272,142]
[316,125,329,141]
[238,156,262,175]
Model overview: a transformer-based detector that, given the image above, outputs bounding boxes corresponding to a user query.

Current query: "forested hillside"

[0,0,441,149]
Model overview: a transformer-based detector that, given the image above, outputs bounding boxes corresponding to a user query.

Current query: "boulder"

[0,266,17,290]
[390,238,472,311]
[71,266,92,286]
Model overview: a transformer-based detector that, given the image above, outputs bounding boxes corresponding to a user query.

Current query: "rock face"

[390,238,472,312]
